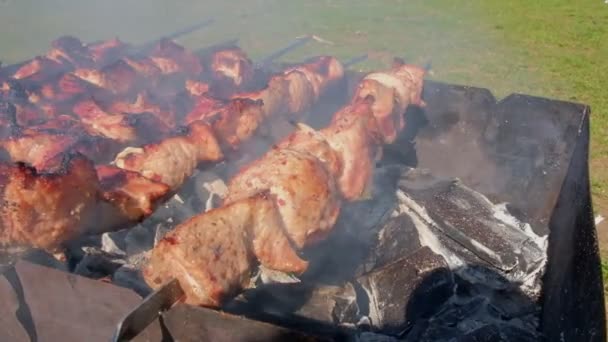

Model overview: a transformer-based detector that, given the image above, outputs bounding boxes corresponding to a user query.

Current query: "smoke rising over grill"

[0,1,603,341]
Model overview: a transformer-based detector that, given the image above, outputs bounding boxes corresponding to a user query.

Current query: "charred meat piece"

[0,153,100,251]
[233,74,290,119]
[0,132,78,169]
[104,92,178,130]
[225,148,341,249]
[72,59,138,94]
[87,37,130,66]
[12,56,68,81]
[184,96,265,150]
[143,192,308,307]
[72,99,171,144]
[0,128,121,170]
[284,56,345,101]
[185,79,211,97]
[121,55,163,80]
[205,47,254,98]
[320,100,383,201]
[47,35,95,68]
[112,120,223,190]
[276,122,342,181]
[0,79,29,103]
[282,69,316,114]
[151,38,203,75]
[95,165,171,230]
[352,61,427,143]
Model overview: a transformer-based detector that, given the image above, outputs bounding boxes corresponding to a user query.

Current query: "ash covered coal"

[208,165,547,340]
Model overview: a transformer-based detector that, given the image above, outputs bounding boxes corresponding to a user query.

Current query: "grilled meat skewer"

[143,60,427,307]
[0,55,346,252]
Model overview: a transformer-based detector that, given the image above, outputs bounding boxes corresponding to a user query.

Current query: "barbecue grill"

[0,21,604,342]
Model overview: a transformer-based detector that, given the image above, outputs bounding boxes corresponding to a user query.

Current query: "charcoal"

[497,324,540,341]
[124,223,156,256]
[152,222,173,247]
[486,289,539,320]
[355,332,399,342]
[456,324,502,341]
[418,325,464,341]
[432,297,486,328]
[148,194,195,225]
[72,248,124,279]
[356,246,453,336]
[101,230,127,256]
[456,323,540,342]
[112,265,151,297]
[302,166,404,283]
[396,168,546,286]
[226,282,359,326]
[358,214,421,274]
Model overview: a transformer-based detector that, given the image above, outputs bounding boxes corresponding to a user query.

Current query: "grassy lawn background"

[1,0,608,295]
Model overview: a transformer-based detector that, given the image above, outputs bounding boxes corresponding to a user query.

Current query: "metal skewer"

[255,36,313,69]
[343,54,368,68]
[111,278,184,342]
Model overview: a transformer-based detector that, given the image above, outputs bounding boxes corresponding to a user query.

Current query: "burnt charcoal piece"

[358,214,421,274]
[456,323,540,342]
[456,324,502,342]
[357,246,453,336]
[226,282,359,326]
[112,265,151,297]
[356,331,400,342]
[397,168,546,279]
[431,297,486,328]
[72,248,124,279]
[148,193,196,225]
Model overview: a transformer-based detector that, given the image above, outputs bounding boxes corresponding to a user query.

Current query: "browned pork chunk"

[143,192,308,307]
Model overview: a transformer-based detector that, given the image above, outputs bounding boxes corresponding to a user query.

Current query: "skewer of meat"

[0,41,261,165]
[97,56,346,227]
[0,55,347,252]
[142,59,427,307]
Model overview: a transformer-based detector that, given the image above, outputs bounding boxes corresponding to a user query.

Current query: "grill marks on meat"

[0,153,99,251]
[143,192,307,307]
